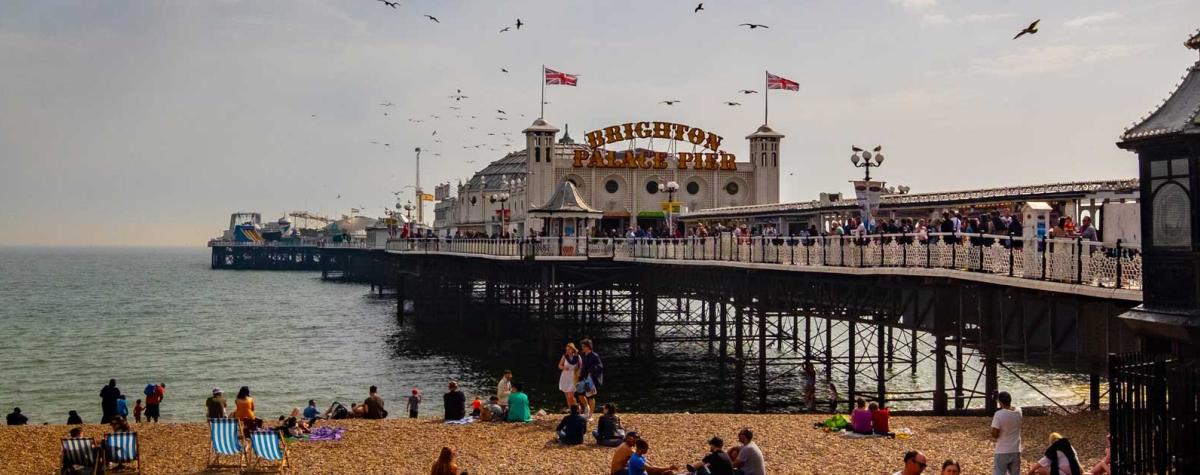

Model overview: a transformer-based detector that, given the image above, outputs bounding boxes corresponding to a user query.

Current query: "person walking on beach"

[67,410,83,425]
[100,379,121,423]
[558,343,582,411]
[497,370,513,410]
[408,389,421,418]
[6,407,27,425]
[991,391,1023,475]
[578,339,604,416]
[133,399,144,423]
[444,381,466,421]
[893,450,928,475]
[506,382,531,423]
[364,385,387,419]
[206,388,227,419]
[144,382,165,423]
[802,361,816,411]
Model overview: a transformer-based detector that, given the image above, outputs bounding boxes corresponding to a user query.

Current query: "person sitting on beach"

[497,370,513,410]
[593,403,625,447]
[325,401,352,420]
[626,439,678,475]
[351,403,366,418]
[850,398,873,434]
[471,396,482,418]
[64,427,100,472]
[444,381,467,421]
[109,415,131,433]
[482,396,505,422]
[685,436,733,475]
[1087,435,1110,475]
[430,446,464,475]
[289,408,311,434]
[556,405,588,445]
[233,386,262,436]
[303,400,321,426]
[67,410,83,425]
[6,407,28,425]
[116,395,129,420]
[870,402,893,437]
[1029,432,1083,475]
[505,382,531,423]
[892,450,928,475]
[729,428,765,475]
[206,388,227,419]
[363,385,387,419]
[408,389,422,419]
[940,459,962,475]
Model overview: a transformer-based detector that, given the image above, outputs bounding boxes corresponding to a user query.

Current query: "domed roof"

[746,124,785,139]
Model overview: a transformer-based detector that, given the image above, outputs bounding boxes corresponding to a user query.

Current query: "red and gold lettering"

[719,152,737,170]
[704,132,723,152]
[704,153,719,170]
[585,130,606,149]
[651,122,672,139]
[604,125,623,144]
[653,151,668,169]
[621,123,635,142]
[686,127,706,147]
[672,123,690,141]
[635,122,652,139]
[572,149,589,167]
[677,152,693,169]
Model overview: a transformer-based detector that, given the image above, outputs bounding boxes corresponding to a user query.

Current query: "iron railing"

[1109,353,1200,474]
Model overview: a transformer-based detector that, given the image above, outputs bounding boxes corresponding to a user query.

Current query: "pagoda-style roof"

[1120,29,1200,143]
[529,181,602,218]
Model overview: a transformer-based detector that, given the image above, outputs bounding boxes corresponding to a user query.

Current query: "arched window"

[761,152,766,166]
[1153,182,1191,248]
[772,152,777,167]
[535,148,541,162]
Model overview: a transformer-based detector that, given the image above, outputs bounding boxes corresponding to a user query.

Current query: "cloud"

[922,12,1015,25]
[890,0,937,11]
[972,44,1143,77]
[1064,11,1123,29]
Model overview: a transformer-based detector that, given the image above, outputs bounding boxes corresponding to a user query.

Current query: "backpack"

[143,384,157,396]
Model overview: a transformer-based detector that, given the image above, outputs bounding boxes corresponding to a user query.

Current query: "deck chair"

[246,428,289,473]
[207,418,246,472]
[103,432,141,474]
[60,437,98,475]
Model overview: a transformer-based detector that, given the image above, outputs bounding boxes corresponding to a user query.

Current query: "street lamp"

[887,185,911,195]
[850,145,885,181]
[489,191,511,237]
[403,201,414,220]
[658,180,680,236]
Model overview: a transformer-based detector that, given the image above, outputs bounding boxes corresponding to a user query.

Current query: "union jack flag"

[544,67,578,86]
[766,71,799,91]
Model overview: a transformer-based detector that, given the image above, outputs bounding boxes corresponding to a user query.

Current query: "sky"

[1,0,1198,246]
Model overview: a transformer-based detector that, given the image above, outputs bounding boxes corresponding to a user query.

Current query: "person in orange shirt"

[233,386,260,436]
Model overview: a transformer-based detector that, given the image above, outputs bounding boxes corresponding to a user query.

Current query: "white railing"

[385,237,617,258]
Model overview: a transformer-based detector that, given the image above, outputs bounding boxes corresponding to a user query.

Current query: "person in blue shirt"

[627,439,652,475]
[302,400,321,426]
[116,395,129,419]
[556,405,588,445]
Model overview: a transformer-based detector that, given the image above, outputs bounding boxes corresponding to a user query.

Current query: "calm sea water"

[0,247,1093,424]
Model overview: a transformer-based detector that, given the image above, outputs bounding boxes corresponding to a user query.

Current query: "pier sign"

[573,121,737,171]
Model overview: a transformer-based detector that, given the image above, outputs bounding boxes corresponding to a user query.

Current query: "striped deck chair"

[207,418,245,472]
[103,432,141,474]
[59,437,98,475]
[247,429,288,473]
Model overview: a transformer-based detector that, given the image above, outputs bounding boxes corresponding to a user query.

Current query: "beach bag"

[143,384,156,396]
[821,414,850,430]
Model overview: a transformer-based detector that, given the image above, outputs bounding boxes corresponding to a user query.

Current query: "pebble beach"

[3,410,1108,474]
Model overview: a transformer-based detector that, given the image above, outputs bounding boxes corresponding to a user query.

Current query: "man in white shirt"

[496,370,513,410]
[892,450,928,475]
[730,427,765,475]
[991,391,1023,475]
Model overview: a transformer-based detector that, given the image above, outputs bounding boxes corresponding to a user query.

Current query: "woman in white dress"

[557,342,581,411]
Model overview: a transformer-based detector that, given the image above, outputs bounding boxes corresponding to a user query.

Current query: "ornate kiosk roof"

[529,181,602,218]
[1121,29,1200,142]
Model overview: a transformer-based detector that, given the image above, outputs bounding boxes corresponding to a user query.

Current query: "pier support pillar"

[1089,373,1101,411]
[934,334,948,415]
[640,291,658,359]
[847,319,856,407]
[984,355,998,412]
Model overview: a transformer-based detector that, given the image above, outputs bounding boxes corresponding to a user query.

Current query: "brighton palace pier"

[434,119,782,236]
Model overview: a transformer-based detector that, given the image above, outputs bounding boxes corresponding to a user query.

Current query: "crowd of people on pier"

[7,335,1114,475]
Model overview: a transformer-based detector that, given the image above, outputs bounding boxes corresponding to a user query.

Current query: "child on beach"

[132,399,144,423]
[408,389,421,418]
[471,396,482,418]
[116,395,129,419]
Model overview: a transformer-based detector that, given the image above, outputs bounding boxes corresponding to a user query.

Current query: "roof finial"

[559,124,574,144]
[1187,28,1200,51]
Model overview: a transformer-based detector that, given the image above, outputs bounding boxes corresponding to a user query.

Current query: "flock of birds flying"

[330,1,1045,207]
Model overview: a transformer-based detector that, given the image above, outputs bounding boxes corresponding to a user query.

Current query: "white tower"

[523,117,560,215]
[747,124,784,204]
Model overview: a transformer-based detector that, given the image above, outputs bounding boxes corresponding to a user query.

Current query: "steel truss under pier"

[386,253,1141,414]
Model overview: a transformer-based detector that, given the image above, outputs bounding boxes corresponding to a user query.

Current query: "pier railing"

[384,232,1141,291]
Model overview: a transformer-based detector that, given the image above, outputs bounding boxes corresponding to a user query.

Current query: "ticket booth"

[1023,201,1052,239]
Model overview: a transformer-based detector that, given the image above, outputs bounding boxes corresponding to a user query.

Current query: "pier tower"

[748,124,784,204]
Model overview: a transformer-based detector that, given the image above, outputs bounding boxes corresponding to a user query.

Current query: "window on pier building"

[1150,157,1192,249]
[535,148,541,162]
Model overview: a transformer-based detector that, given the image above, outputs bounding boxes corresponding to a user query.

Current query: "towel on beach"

[445,416,475,425]
[840,431,884,439]
[308,426,345,442]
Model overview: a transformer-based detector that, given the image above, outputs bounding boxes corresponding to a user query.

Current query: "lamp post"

[403,201,414,220]
[490,191,511,237]
[850,145,885,181]
[414,147,423,225]
[659,180,680,236]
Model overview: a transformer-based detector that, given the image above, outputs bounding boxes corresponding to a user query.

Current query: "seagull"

[378,0,398,8]
[738,89,758,94]
[516,18,524,29]
[852,146,864,152]
[310,114,317,118]
[1013,19,1039,39]
[487,133,496,136]
[370,141,380,144]
[380,102,394,107]
[496,117,508,121]
[496,109,506,114]
[432,130,438,136]
[724,101,741,106]
[739,23,769,29]
[449,94,468,101]
[873,145,882,152]
[449,106,461,110]
[694,3,704,13]
[424,14,439,23]
[434,139,442,143]
[434,153,442,157]
[501,68,509,73]
[430,115,440,119]
[500,26,511,33]
[337,194,342,199]
[660,100,681,105]
[466,160,476,164]
[383,112,389,116]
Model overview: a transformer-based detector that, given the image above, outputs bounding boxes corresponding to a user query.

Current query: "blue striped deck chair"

[207,418,246,472]
[103,431,141,473]
[247,429,289,473]
[59,437,97,475]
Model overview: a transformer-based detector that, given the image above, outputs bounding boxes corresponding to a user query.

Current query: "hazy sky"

[2,0,1197,246]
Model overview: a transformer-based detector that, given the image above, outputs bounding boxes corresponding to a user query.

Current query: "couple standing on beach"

[557,338,603,415]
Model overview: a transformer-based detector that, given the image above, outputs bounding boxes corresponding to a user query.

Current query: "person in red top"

[870,402,893,437]
[145,383,165,423]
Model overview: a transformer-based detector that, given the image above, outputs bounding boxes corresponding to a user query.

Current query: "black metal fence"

[1109,353,1200,474]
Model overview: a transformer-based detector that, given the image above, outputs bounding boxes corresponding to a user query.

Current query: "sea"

[0,246,1094,424]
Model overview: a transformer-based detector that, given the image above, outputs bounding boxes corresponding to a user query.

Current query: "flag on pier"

[766,72,799,91]
[544,67,578,86]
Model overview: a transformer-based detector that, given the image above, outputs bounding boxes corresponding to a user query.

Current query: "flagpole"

[764,70,769,125]
[540,65,545,119]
